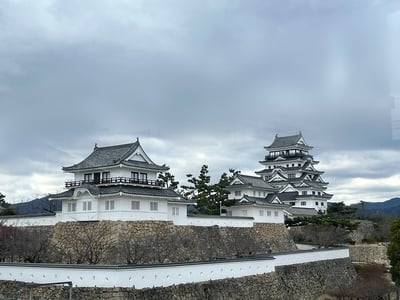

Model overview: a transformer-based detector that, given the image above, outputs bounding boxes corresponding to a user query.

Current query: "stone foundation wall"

[50,221,296,264]
[0,258,356,300]
[349,243,390,267]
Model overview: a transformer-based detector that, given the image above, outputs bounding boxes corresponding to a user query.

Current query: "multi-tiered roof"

[257,132,332,210]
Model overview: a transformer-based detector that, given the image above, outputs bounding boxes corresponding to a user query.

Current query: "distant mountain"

[351,198,400,216]
[11,196,62,215]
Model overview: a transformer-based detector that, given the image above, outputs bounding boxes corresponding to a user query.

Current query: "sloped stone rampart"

[349,243,390,267]
[0,258,356,300]
[50,221,296,264]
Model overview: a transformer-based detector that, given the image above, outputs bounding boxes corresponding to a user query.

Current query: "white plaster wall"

[60,195,171,222]
[0,214,62,227]
[110,169,158,181]
[273,248,349,266]
[72,167,158,182]
[252,207,285,224]
[227,206,284,224]
[294,198,327,212]
[179,216,254,227]
[228,188,268,200]
[167,203,189,224]
[0,248,350,288]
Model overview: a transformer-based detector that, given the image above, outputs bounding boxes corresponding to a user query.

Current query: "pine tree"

[181,166,239,215]
[158,172,179,190]
[0,193,17,216]
[388,218,400,285]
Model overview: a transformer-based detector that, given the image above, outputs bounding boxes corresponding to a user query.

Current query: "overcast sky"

[1,1,400,204]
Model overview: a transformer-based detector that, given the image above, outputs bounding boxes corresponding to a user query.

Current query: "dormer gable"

[274,156,286,161]
[72,187,97,199]
[269,196,283,204]
[125,141,155,164]
[280,184,297,193]
[230,178,245,185]
[239,197,250,203]
[269,170,286,182]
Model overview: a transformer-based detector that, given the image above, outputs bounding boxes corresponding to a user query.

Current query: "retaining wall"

[0,255,356,300]
[0,248,349,288]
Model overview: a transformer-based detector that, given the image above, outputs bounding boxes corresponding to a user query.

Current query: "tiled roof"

[50,185,183,199]
[234,174,277,190]
[268,133,302,148]
[267,191,298,202]
[234,195,287,207]
[123,160,169,171]
[285,207,318,217]
[63,140,168,172]
[265,132,312,151]
[63,142,138,171]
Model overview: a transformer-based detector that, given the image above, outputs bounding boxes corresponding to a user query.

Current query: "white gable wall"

[228,188,268,200]
[290,198,327,213]
[226,205,284,223]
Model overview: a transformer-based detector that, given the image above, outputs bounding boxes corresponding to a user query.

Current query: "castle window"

[302,191,307,195]
[131,201,140,210]
[274,211,279,217]
[259,210,264,216]
[84,173,92,182]
[301,201,306,206]
[253,191,256,196]
[140,173,148,183]
[172,207,179,216]
[318,192,321,196]
[150,202,158,211]
[267,210,271,216]
[315,202,319,206]
[105,200,115,210]
[82,201,92,211]
[312,191,316,195]
[290,202,295,205]
[235,191,241,197]
[226,211,232,216]
[288,174,295,179]
[321,202,325,206]
[131,172,139,181]
[67,202,76,212]
[102,172,110,182]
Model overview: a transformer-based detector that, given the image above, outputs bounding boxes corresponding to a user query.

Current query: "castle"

[1,133,332,227]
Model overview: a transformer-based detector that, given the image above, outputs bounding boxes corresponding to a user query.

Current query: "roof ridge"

[120,141,140,162]
[95,141,137,150]
[239,174,261,179]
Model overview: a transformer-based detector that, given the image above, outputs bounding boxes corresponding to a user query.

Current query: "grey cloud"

[1,0,400,202]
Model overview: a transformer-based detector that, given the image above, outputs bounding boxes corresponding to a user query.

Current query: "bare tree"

[118,232,150,264]
[223,228,265,258]
[329,264,396,299]
[52,221,115,264]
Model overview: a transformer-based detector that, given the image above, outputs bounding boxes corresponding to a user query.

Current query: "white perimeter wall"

[1,215,62,227]
[179,216,254,227]
[0,248,349,288]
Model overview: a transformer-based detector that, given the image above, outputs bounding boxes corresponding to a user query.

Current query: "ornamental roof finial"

[94,143,98,149]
